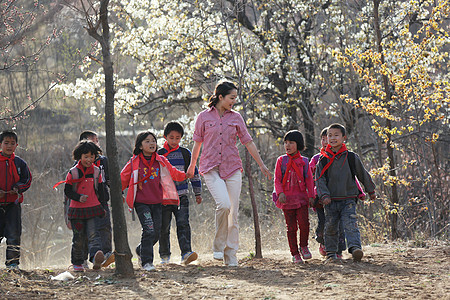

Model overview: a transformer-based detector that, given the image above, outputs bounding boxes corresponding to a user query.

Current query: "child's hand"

[308,197,315,207]
[322,197,331,206]
[369,193,376,200]
[79,195,88,203]
[278,193,286,203]
[195,195,202,204]
[358,193,366,201]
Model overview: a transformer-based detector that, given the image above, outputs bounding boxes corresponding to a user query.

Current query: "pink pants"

[283,206,310,256]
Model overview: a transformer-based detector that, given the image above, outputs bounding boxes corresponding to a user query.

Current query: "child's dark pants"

[316,206,346,253]
[70,218,102,265]
[0,203,22,266]
[95,202,112,255]
[324,199,361,257]
[159,195,192,259]
[135,203,162,266]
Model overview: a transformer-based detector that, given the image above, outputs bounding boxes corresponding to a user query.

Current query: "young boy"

[78,130,114,268]
[310,127,346,258]
[0,130,32,270]
[315,123,375,262]
[157,122,202,265]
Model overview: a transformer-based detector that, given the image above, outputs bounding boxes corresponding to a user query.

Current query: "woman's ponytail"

[208,80,238,108]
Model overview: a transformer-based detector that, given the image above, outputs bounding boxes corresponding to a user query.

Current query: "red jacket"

[0,155,32,204]
[121,153,186,210]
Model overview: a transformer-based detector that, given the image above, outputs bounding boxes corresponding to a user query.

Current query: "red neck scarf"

[134,152,157,185]
[282,151,304,188]
[162,141,179,157]
[0,152,20,185]
[53,161,94,189]
[317,144,348,180]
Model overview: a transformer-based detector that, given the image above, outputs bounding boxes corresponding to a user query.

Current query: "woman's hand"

[259,163,272,180]
[186,164,196,179]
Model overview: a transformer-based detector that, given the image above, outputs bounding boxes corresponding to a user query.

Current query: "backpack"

[318,151,357,184]
[272,155,309,203]
[63,165,100,229]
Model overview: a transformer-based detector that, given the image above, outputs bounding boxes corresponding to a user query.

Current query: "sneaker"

[160,256,170,264]
[181,252,198,265]
[292,254,304,264]
[226,262,239,267]
[6,263,19,271]
[82,260,89,270]
[72,264,85,272]
[93,250,105,270]
[324,255,342,264]
[319,244,327,257]
[352,248,364,262]
[102,252,115,268]
[143,263,155,271]
[300,246,312,260]
[213,252,224,260]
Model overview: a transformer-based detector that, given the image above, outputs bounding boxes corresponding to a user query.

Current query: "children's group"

[0,80,376,272]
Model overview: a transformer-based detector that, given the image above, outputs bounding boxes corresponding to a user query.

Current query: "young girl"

[60,141,106,272]
[121,131,186,271]
[273,130,314,263]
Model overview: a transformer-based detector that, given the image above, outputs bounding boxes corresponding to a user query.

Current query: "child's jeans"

[95,202,112,256]
[315,206,346,253]
[70,217,102,266]
[283,205,309,256]
[324,199,361,256]
[0,203,22,266]
[135,202,162,265]
[159,195,192,259]
[203,168,242,265]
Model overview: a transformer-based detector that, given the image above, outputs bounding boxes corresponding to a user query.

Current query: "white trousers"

[203,168,242,264]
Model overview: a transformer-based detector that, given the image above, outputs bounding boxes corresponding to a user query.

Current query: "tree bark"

[88,0,134,276]
[373,0,400,240]
[245,150,262,258]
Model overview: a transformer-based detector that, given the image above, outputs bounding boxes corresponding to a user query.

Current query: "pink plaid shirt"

[193,107,253,179]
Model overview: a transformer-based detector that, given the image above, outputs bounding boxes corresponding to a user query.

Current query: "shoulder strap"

[302,157,309,179]
[93,165,100,192]
[318,156,329,184]
[179,147,191,172]
[280,155,289,180]
[69,166,80,191]
[347,151,357,181]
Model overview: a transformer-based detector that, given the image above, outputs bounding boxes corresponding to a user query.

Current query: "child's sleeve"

[120,159,132,191]
[189,165,202,196]
[354,154,376,195]
[97,173,108,203]
[315,158,331,200]
[273,156,284,196]
[64,172,82,202]
[14,159,32,194]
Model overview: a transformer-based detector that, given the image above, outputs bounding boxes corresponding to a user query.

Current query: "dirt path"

[0,243,448,299]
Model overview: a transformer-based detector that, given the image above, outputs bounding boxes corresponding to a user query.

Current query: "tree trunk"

[92,0,134,276]
[245,150,262,258]
[373,0,400,240]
